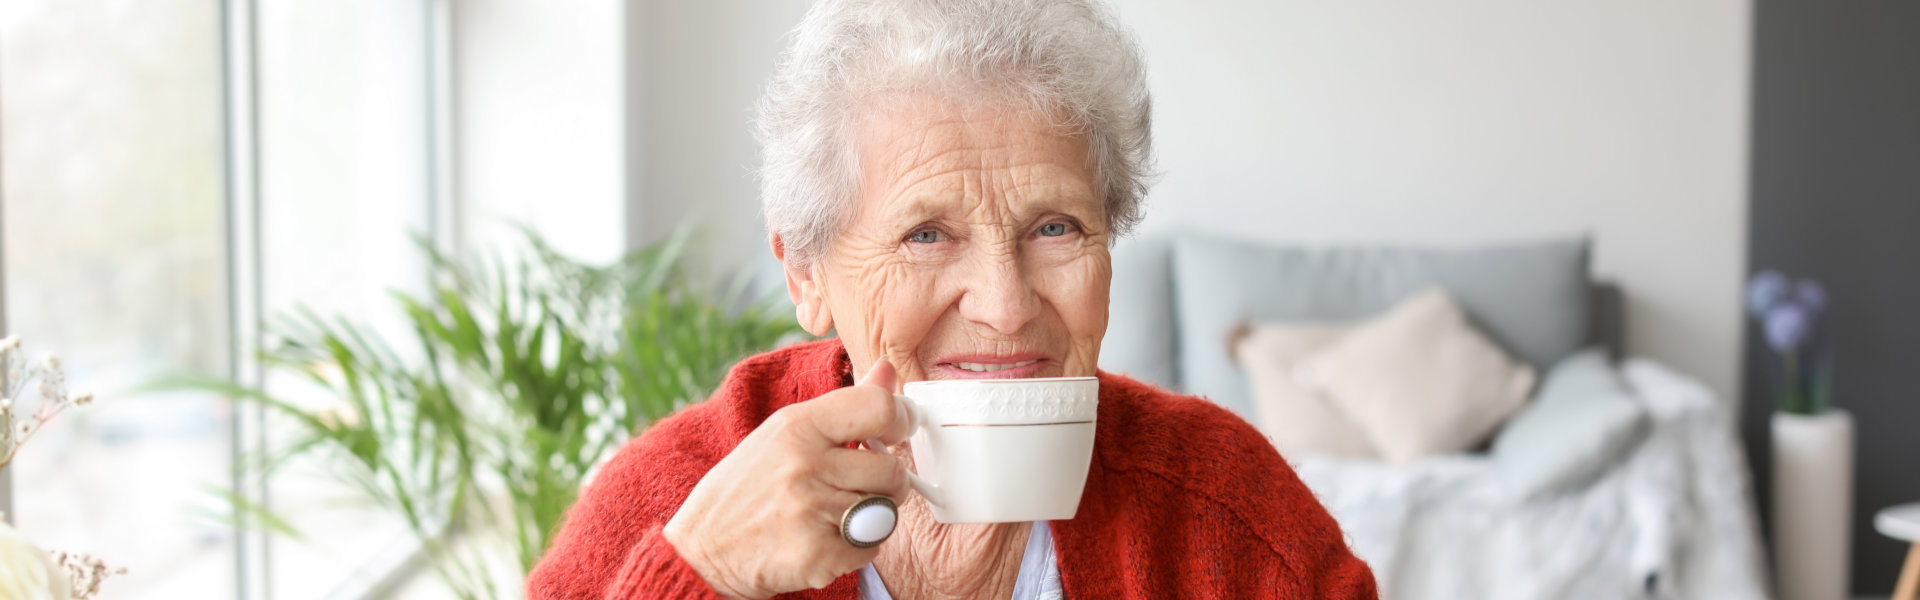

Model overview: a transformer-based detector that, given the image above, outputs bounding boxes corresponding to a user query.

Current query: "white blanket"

[1291,360,1771,600]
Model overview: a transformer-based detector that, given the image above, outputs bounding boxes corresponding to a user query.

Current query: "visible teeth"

[954,360,1037,373]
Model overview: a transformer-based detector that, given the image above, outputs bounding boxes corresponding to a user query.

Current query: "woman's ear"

[772,234,834,336]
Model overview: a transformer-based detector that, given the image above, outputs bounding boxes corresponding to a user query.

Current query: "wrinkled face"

[776,96,1112,386]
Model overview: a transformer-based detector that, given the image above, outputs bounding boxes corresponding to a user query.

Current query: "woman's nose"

[956,247,1041,336]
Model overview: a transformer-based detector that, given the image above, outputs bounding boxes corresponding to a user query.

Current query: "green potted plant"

[167,227,805,599]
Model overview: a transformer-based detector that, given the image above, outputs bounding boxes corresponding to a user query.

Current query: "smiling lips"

[953,359,1038,373]
[934,355,1050,379]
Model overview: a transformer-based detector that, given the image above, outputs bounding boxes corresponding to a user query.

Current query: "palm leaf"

[155,223,808,598]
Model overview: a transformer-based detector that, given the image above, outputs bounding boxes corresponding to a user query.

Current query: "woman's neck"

[871,494,1030,600]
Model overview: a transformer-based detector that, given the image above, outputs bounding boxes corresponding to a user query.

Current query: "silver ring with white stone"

[840,495,897,549]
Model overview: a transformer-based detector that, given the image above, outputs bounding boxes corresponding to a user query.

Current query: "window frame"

[221,0,468,597]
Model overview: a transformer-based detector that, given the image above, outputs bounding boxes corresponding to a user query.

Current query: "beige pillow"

[1298,288,1537,464]
[1233,322,1378,459]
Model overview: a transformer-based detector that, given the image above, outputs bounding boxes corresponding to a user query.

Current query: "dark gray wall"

[1747,1,1920,594]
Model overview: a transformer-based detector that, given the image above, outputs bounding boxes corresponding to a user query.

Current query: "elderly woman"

[529,0,1375,598]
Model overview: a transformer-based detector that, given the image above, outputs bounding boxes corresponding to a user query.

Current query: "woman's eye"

[1038,222,1071,237]
[906,230,943,244]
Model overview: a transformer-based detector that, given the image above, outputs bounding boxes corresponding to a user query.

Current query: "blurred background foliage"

[167,227,805,599]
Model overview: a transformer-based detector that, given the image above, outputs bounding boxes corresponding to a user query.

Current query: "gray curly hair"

[757,0,1154,268]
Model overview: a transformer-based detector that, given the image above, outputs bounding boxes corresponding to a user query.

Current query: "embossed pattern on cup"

[901,377,1098,426]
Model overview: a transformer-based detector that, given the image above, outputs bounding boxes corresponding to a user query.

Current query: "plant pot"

[1771,409,1854,600]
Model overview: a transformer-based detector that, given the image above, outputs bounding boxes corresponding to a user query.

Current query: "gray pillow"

[1491,348,1649,500]
[1099,236,1178,389]
[1169,234,1591,417]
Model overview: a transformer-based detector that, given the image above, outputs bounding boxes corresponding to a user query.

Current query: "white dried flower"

[16,422,30,436]
[42,355,59,372]
[69,394,93,408]
[51,550,121,600]
[1,397,10,411]
[0,336,19,353]
[0,520,71,600]
[34,382,49,398]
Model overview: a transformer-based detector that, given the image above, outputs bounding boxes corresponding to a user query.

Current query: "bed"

[1099,233,1771,599]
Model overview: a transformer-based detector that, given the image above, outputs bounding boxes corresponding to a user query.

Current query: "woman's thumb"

[859,360,913,443]
[860,359,898,392]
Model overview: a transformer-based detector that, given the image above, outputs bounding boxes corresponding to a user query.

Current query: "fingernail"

[859,361,884,385]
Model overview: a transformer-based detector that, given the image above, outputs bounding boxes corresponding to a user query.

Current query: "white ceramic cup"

[879,377,1099,524]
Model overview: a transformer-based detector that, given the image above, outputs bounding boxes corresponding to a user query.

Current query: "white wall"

[629,0,1753,400]
[1106,0,1751,400]
[628,0,811,273]
[455,0,628,265]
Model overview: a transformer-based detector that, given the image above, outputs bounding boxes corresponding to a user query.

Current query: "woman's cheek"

[866,260,948,379]
[1053,250,1111,377]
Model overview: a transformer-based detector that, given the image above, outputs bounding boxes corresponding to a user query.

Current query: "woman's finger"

[818,446,909,497]
[814,487,872,530]
[788,385,911,446]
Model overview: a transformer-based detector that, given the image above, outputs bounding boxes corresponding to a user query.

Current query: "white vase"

[1771,409,1854,600]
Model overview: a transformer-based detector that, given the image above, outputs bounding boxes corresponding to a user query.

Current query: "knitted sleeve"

[603,523,725,599]
[525,407,729,599]
[528,342,856,600]
[1201,398,1379,599]
[1055,375,1380,599]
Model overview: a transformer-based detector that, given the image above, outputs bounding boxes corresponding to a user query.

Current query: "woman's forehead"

[856,94,1082,165]
[855,99,1097,219]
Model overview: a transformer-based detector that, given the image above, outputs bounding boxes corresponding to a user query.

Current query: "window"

[254,0,436,596]
[2,0,635,594]
[2,0,452,597]
[1,0,237,597]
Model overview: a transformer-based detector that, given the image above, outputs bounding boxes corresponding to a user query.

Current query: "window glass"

[255,0,433,596]
[1,0,237,597]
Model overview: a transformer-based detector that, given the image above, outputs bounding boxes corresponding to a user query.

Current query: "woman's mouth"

[933,355,1051,379]
[952,359,1037,373]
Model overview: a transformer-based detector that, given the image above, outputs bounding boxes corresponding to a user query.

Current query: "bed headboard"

[1100,234,1624,414]
[1589,280,1626,360]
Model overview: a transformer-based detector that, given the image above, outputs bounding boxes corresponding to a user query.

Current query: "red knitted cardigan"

[527,339,1378,599]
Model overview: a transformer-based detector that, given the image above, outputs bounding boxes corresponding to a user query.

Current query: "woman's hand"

[662,361,914,599]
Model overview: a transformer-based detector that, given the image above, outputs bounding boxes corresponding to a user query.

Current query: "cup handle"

[860,394,943,508]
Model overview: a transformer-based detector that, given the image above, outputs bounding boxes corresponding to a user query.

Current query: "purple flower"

[1765,304,1811,353]
[1747,270,1790,318]
[1794,280,1829,316]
